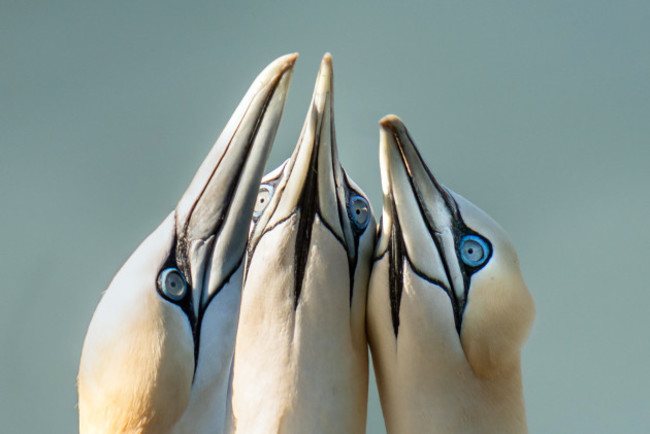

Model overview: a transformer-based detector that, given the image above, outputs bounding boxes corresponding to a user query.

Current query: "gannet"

[367,115,535,433]
[229,54,376,433]
[77,53,297,433]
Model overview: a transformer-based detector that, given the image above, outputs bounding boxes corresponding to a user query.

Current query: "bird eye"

[349,195,370,231]
[459,235,490,267]
[254,184,274,218]
[158,268,187,301]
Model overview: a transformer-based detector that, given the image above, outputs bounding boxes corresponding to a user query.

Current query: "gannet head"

[246,53,376,311]
[370,114,534,379]
[77,54,296,433]
[230,54,375,433]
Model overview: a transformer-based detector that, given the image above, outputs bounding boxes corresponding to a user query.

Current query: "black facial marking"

[247,196,364,311]
[388,198,405,337]
[176,71,278,288]
[170,235,245,378]
[293,146,319,309]
[246,108,368,311]
[164,75,280,373]
[385,129,493,336]
[191,255,243,376]
[389,130,463,332]
[385,202,450,337]
[289,170,366,310]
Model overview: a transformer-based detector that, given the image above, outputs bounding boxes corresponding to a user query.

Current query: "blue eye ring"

[459,235,490,268]
[349,195,370,231]
[253,184,274,218]
[158,267,187,301]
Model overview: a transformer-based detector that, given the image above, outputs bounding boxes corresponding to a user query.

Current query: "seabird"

[77,54,296,433]
[229,54,376,433]
[367,115,535,433]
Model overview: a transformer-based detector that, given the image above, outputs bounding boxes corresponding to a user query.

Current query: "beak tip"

[379,114,404,130]
[262,53,299,85]
[309,53,334,111]
[317,53,334,84]
[379,115,403,154]
[283,52,299,67]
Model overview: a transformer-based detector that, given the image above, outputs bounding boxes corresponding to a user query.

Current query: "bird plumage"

[78,54,296,433]
[229,54,376,434]
[78,56,534,434]
[367,115,535,434]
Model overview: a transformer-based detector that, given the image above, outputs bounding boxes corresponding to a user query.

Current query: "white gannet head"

[247,53,376,312]
[231,54,376,433]
[77,54,296,433]
[367,115,535,432]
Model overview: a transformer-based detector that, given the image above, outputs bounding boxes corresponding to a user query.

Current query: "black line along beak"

[248,53,352,308]
[378,114,467,333]
[175,53,297,317]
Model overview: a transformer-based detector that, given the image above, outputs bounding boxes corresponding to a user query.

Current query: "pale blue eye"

[459,235,490,267]
[158,268,187,301]
[349,195,370,231]
[253,184,274,218]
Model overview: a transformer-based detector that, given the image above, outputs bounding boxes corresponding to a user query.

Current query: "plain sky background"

[2,1,649,432]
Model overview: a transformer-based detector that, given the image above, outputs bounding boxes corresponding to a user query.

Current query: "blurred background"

[2,1,648,432]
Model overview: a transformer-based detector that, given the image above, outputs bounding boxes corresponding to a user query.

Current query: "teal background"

[2,1,649,432]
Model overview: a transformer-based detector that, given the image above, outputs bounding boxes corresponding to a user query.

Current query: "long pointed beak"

[248,53,352,307]
[175,53,297,313]
[253,53,346,243]
[378,114,467,332]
